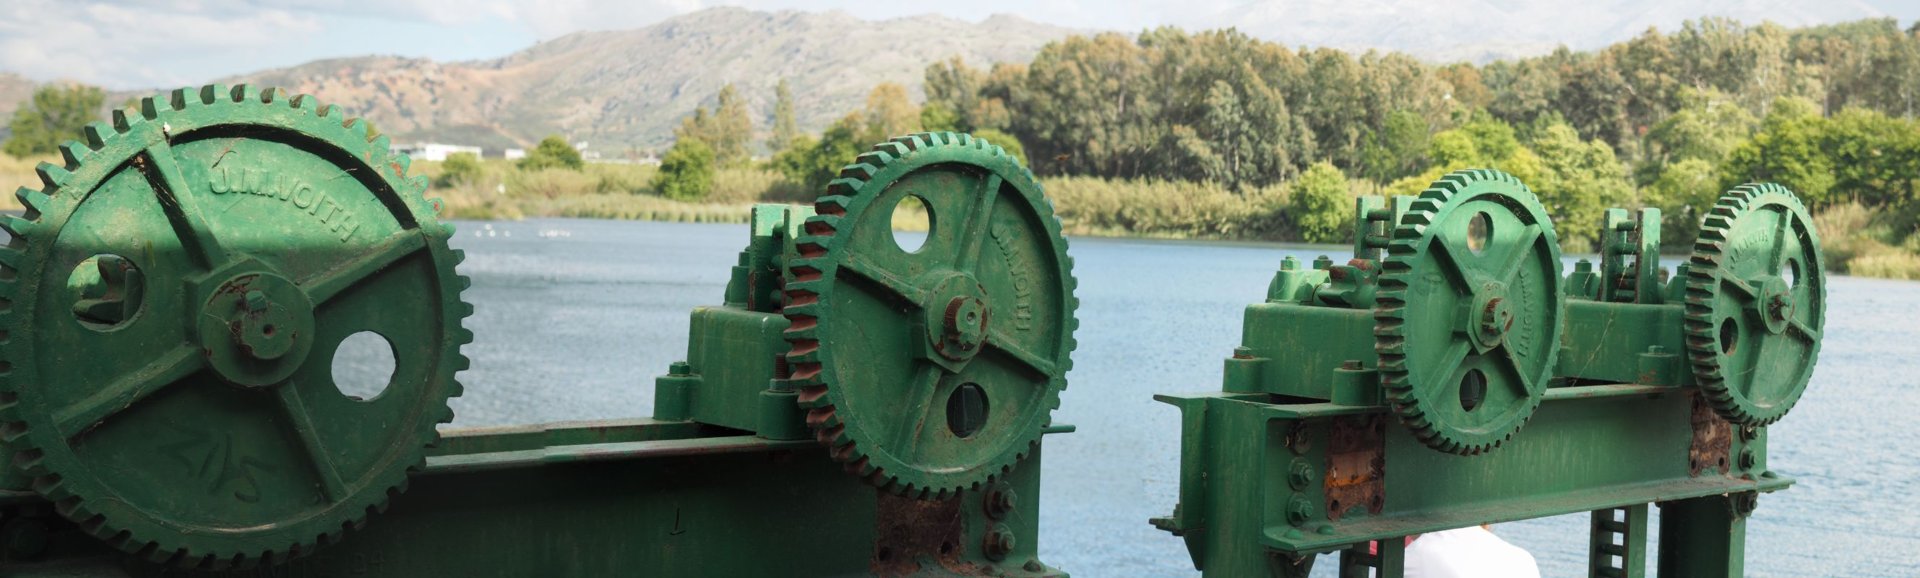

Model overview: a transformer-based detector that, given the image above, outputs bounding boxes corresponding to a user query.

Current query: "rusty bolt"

[1285,425,1311,455]
[1233,346,1255,360]
[1739,448,1756,470]
[1740,425,1759,441]
[1339,359,1362,371]
[1287,460,1315,491]
[982,525,1016,561]
[984,485,1017,520]
[1024,560,1046,572]
[1285,495,1315,526]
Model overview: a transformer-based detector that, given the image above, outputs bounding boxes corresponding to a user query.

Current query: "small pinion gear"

[0,85,471,569]
[1375,169,1564,455]
[1684,183,1825,426]
[781,132,1078,498]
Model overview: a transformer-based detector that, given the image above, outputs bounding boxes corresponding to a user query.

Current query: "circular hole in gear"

[890,194,933,254]
[946,382,989,438]
[331,331,398,401]
[1459,368,1488,412]
[67,254,145,330]
[1718,318,1739,355]
[1466,211,1494,255]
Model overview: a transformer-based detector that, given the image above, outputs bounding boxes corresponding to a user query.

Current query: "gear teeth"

[1375,168,1559,456]
[0,83,467,567]
[82,120,117,143]
[35,162,72,190]
[1683,183,1822,426]
[197,85,227,106]
[781,132,1072,498]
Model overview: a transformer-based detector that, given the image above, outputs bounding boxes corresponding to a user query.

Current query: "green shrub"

[654,138,716,201]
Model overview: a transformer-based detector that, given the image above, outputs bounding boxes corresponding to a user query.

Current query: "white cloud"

[0,0,324,87]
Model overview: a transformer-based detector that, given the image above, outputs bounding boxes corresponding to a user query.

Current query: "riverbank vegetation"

[2,17,1917,279]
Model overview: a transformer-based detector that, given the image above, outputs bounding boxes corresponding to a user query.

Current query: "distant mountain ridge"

[0,4,1906,152]
[211,8,1075,153]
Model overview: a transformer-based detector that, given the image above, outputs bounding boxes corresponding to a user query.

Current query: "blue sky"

[3,0,1917,89]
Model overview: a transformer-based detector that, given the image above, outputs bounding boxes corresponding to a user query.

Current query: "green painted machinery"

[0,86,1078,577]
[1152,169,1825,577]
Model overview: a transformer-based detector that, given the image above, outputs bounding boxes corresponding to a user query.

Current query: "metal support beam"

[1656,493,1753,578]
[1589,504,1648,578]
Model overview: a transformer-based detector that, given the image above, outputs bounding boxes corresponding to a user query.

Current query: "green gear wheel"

[0,85,471,569]
[1375,169,1564,455]
[781,132,1077,498]
[1684,183,1825,426]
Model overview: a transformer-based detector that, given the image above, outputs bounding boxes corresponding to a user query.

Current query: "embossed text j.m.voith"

[209,166,362,242]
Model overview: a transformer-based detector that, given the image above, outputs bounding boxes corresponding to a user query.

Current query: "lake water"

[438,218,1920,577]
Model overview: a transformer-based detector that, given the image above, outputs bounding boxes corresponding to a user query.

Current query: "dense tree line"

[921,17,1920,251]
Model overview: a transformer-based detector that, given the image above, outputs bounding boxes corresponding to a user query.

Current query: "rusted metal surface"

[1324,415,1385,521]
[871,490,978,577]
[1689,392,1733,477]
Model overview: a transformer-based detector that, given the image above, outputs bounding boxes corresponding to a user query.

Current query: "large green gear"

[781,132,1077,498]
[1375,169,1564,455]
[0,85,470,569]
[1684,183,1825,426]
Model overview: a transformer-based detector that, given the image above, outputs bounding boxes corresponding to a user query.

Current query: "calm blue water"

[437,218,1920,577]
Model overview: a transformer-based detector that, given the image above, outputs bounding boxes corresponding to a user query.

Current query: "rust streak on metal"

[1324,415,1385,521]
[1688,392,1732,477]
[871,490,979,577]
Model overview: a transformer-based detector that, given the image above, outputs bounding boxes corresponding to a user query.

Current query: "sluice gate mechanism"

[0,86,1823,578]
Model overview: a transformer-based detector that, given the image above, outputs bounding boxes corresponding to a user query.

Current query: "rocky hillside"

[211,8,1073,152]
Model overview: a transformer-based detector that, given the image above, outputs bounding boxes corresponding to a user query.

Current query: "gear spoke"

[1719,274,1761,302]
[894,365,949,461]
[982,328,1058,378]
[1787,318,1821,344]
[1428,236,1479,293]
[274,385,351,502]
[837,252,930,307]
[54,343,203,437]
[140,141,228,269]
[1498,345,1536,400]
[53,341,201,435]
[955,174,1002,272]
[1422,339,1473,399]
[1499,225,1544,286]
[301,230,427,305]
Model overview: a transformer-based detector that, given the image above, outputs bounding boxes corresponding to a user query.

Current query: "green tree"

[1719,97,1836,204]
[1644,157,1721,244]
[1524,121,1634,250]
[774,114,868,193]
[920,102,962,133]
[861,83,920,143]
[769,79,800,153]
[519,136,584,171]
[1359,110,1430,182]
[5,84,105,157]
[1291,161,1353,243]
[970,128,1028,167]
[654,137,716,201]
[437,152,483,187]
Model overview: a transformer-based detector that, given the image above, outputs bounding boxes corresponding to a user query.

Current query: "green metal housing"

[0,88,1074,577]
[1154,173,1825,578]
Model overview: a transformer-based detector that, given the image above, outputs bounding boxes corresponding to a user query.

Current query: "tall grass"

[0,153,50,211]
[1815,201,1920,280]
[1044,176,1293,239]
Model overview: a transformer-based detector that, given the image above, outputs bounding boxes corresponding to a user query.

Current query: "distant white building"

[503,148,527,160]
[393,143,482,162]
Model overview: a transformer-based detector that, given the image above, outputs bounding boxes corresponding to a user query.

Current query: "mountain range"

[0,3,1905,153]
